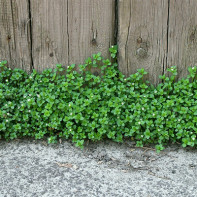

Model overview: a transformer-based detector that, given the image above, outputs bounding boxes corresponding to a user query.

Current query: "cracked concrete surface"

[0,138,197,197]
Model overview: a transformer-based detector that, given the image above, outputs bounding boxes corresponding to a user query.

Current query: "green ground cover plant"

[0,46,197,152]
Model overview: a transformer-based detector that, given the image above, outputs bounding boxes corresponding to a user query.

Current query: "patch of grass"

[0,46,197,152]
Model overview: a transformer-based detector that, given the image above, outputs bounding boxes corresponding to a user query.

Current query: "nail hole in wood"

[7,35,11,41]
[190,33,195,42]
[137,37,142,44]
[91,38,97,45]
[49,52,54,57]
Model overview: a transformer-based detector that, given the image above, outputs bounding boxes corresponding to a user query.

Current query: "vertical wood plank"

[118,0,168,85]
[67,0,115,65]
[167,0,197,79]
[30,0,69,71]
[31,0,115,72]
[0,0,31,72]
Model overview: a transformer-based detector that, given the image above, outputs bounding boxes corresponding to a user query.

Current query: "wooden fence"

[1,0,197,85]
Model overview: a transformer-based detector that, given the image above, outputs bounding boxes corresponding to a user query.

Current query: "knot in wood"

[7,35,11,41]
[91,38,97,45]
[137,37,142,44]
[49,52,54,57]
[45,37,50,43]
[136,48,147,58]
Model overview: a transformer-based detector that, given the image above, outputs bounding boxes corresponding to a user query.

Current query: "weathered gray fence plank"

[30,0,69,72]
[31,0,115,72]
[0,0,31,72]
[1,0,197,83]
[167,0,197,79]
[118,0,168,85]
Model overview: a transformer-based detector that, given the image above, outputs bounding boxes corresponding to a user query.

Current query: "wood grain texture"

[30,0,68,71]
[167,0,197,79]
[118,0,168,85]
[31,0,115,72]
[0,0,31,72]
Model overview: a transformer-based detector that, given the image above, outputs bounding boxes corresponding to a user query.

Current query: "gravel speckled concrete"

[0,139,197,197]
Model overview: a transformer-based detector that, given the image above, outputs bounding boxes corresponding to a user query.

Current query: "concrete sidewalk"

[0,139,197,197]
